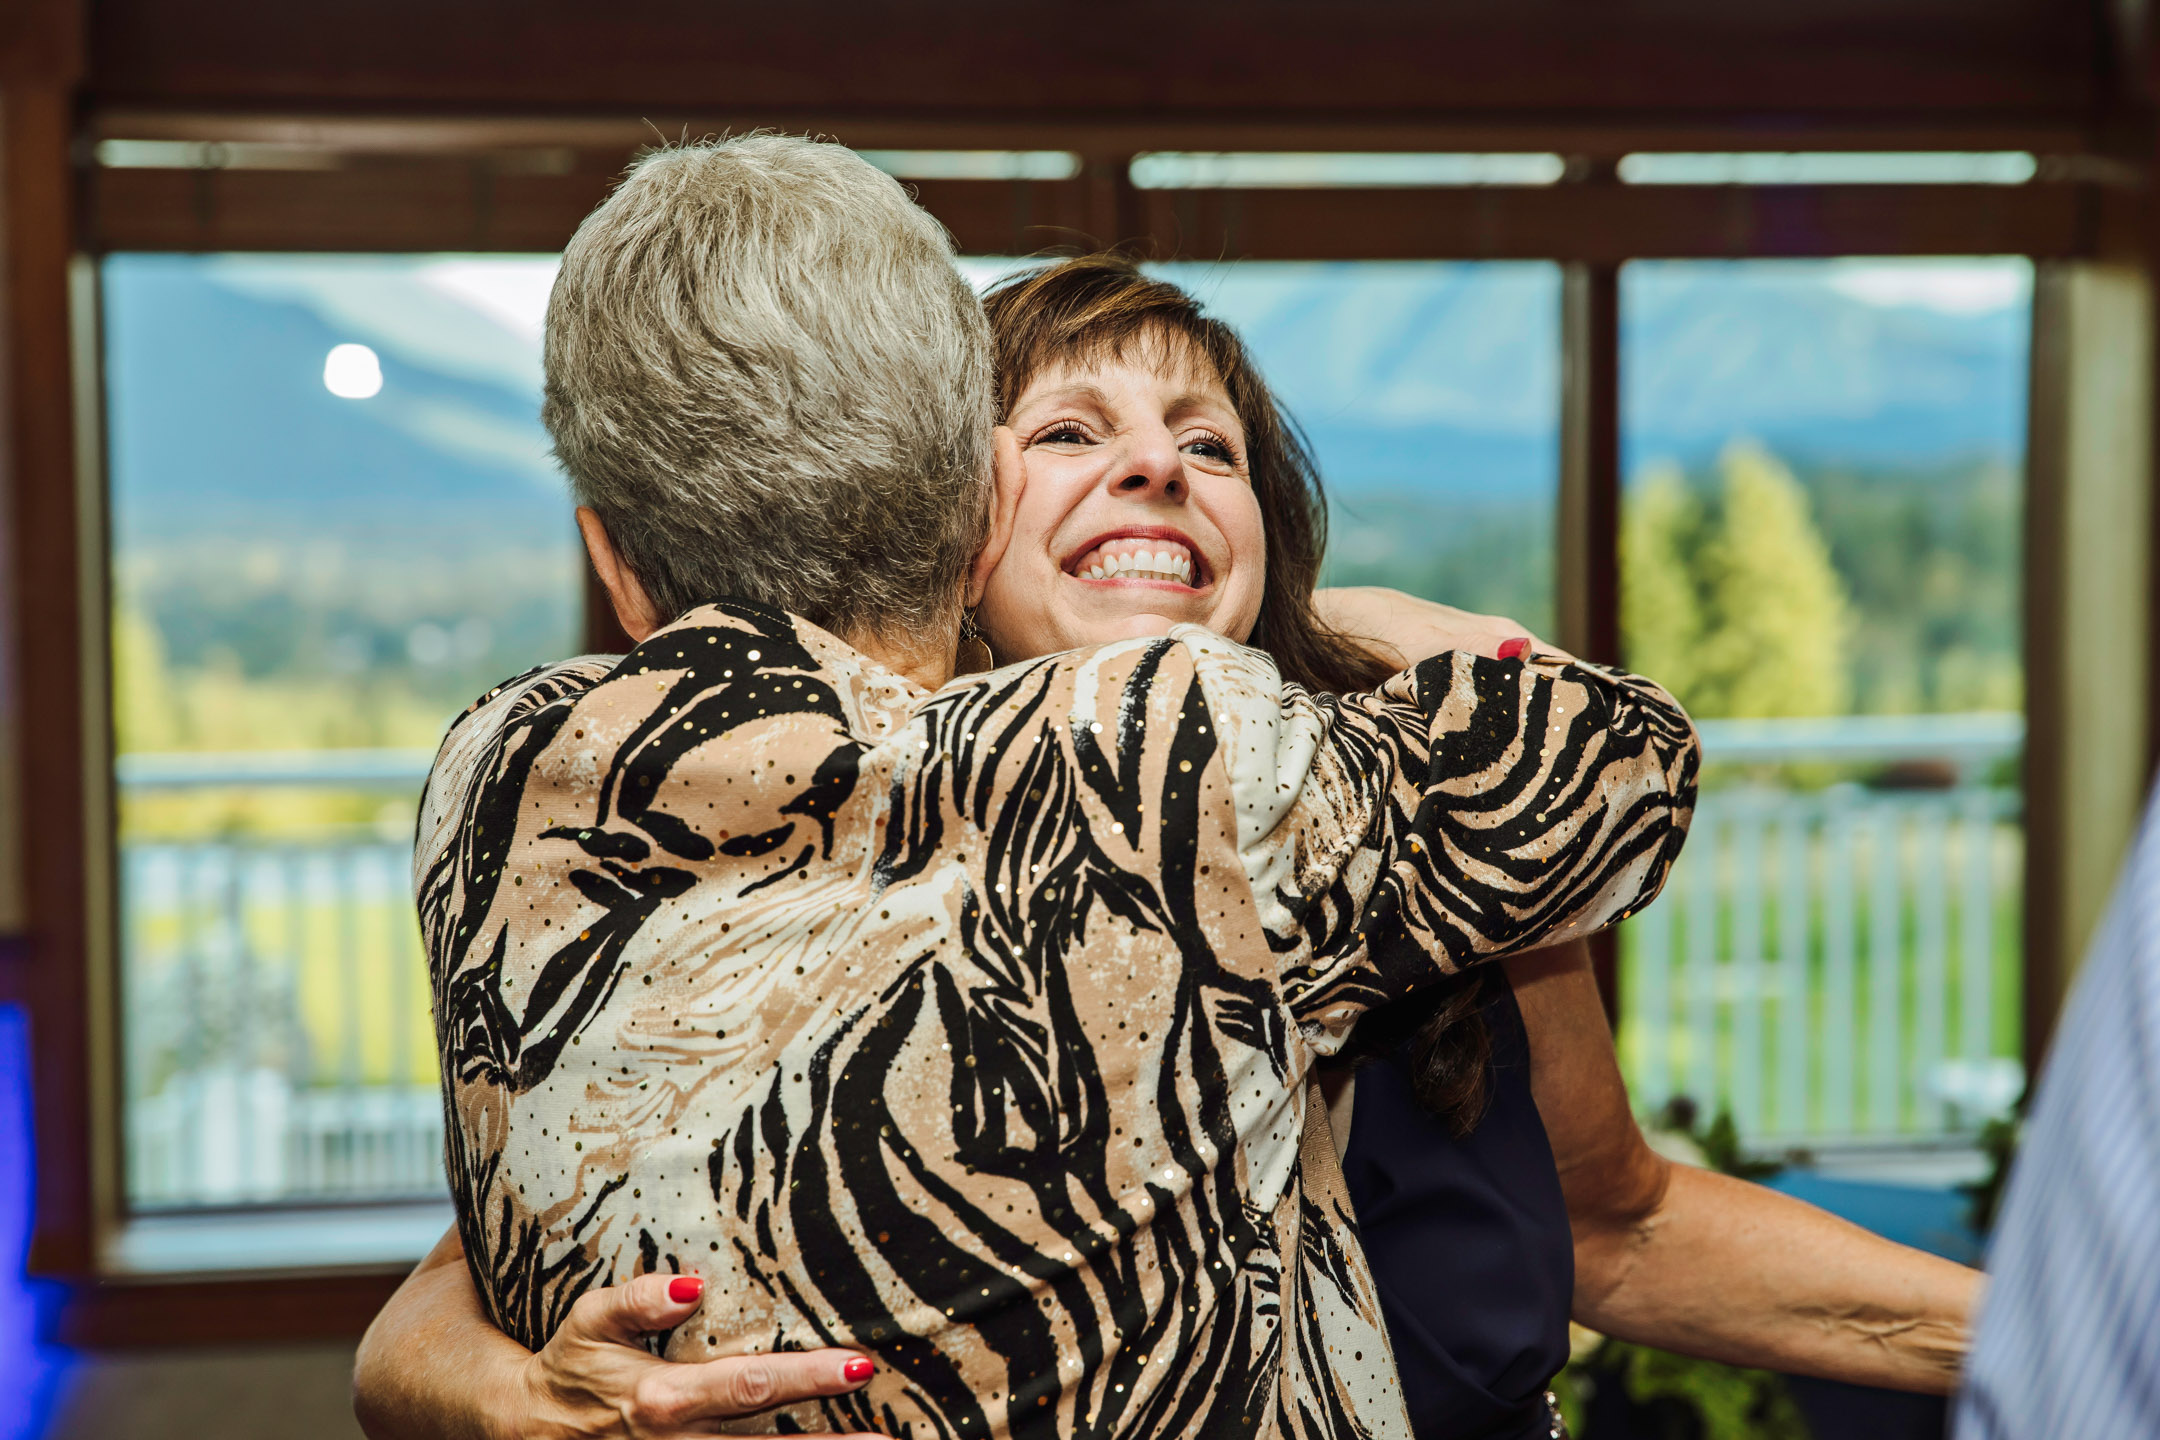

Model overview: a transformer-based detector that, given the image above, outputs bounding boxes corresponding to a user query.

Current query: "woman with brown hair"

[356,251,1969,1440]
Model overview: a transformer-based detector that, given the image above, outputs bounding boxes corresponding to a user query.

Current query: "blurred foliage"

[1624,444,2018,722]
[1625,443,1852,722]
[1326,441,2019,732]
[1653,1096,1794,1183]
[1560,1339,1812,1440]
[1323,493,1555,640]
[114,600,448,839]
[111,529,579,840]
[1810,456,2021,716]
[115,601,453,753]
[1960,1097,2026,1236]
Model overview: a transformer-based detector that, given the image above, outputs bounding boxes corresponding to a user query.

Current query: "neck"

[846,620,960,691]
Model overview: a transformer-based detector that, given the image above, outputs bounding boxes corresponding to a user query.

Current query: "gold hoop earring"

[956,610,993,676]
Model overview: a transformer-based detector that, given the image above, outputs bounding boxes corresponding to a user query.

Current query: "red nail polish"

[668,1276,704,1304]
[843,1356,875,1384]
[1497,636,1531,661]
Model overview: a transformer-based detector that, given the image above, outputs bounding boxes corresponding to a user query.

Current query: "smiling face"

[975,338,1267,663]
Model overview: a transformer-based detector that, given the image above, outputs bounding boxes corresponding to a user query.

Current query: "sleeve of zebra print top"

[1180,632,1698,1051]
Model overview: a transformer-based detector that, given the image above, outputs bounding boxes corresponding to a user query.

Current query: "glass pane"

[1616,151,2036,186]
[104,254,577,1210]
[1130,153,1567,188]
[1618,258,2030,1147]
[1151,261,1563,636]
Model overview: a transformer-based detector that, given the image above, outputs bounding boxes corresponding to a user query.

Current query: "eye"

[1028,421,1096,449]
[1181,433,1240,467]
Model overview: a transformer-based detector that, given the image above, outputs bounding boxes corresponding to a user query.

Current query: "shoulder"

[419,655,619,855]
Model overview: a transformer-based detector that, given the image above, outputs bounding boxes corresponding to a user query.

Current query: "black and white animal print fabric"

[417,598,1697,1439]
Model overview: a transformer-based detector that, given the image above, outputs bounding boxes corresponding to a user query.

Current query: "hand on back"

[514,1273,881,1440]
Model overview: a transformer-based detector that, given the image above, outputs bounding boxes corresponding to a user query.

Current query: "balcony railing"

[1620,713,2023,1147]
[118,715,2023,1209]
[120,748,440,1210]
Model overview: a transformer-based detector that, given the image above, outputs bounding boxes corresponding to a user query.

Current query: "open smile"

[1063,527,1210,591]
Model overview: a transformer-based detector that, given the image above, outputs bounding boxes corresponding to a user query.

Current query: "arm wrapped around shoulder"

[1268,649,1699,1037]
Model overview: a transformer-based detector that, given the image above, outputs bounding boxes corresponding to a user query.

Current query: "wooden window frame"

[7,104,2152,1343]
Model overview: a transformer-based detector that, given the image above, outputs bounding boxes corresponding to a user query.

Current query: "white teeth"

[1076,543,1199,584]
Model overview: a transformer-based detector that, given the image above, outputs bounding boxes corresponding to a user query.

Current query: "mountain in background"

[99,253,2027,730]
[1175,257,2029,500]
[106,254,2031,544]
[104,255,569,553]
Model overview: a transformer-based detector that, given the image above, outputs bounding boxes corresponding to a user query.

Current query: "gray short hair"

[543,135,993,638]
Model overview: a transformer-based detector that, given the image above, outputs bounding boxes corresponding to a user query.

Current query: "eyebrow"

[1017,381,1113,413]
[1018,376,1242,435]
[1166,392,1237,422]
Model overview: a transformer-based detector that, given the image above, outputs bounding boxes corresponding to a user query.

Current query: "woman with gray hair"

[385,135,1699,1439]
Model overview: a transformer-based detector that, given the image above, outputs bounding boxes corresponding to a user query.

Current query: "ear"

[576,506,664,645]
[966,427,1027,608]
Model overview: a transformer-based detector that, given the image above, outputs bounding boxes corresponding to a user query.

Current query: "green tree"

[112,602,183,752]
[1697,442,1852,718]
[1623,441,1852,720]
[1620,462,1707,706]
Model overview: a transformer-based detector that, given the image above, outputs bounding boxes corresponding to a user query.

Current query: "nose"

[1111,422,1186,502]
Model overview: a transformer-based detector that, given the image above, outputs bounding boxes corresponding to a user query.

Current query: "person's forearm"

[1572,1162,1979,1393]
[354,1228,528,1440]
[1310,586,1565,669]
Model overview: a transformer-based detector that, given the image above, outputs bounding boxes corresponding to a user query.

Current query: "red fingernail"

[1497,636,1531,661]
[843,1356,875,1384]
[668,1276,704,1304]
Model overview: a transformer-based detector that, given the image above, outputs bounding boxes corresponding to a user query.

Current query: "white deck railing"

[120,717,2024,1207]
[1620,714,2024,1146]
[121,750,441,1210]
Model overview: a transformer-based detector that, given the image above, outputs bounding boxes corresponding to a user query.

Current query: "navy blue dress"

[1339,977,1573,1440]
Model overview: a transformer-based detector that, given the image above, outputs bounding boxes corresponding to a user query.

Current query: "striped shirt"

[1956,785,2160,1438]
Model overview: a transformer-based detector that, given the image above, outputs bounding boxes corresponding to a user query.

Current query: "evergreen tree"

[1698,442,1852,718]
[1621,441,1852,720]
[1621,462,1707,708]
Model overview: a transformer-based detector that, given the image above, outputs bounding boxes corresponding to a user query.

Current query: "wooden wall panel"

[2,81,102,1277]
[86,163,1126,257]
[1136,182,2098,263]
[82,1,2104,125]
[87,160,2111,263]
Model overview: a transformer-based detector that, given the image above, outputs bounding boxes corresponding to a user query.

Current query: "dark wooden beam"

[1136,182,2100,263]
[56,1268,408,1347]
[82,0,2105,126]
[2,0,99,1283]
[1559,262,1624,1025]
[4,82,105,1278]
[2147,18,2160,798]
[85,156,2113,262]
[2024,267,2073,1082]
[87,107,2111,161]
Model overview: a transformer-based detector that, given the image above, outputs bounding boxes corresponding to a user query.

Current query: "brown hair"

[980,253,1493,1134]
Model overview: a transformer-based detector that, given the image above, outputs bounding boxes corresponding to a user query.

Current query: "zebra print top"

[417,597,1697,1440]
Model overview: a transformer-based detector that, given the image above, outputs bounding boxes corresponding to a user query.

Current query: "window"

[1617,259,2032,1143]
[61,144,2087,1291]
[102,255,576,1222]
[1130,153,1567,189]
